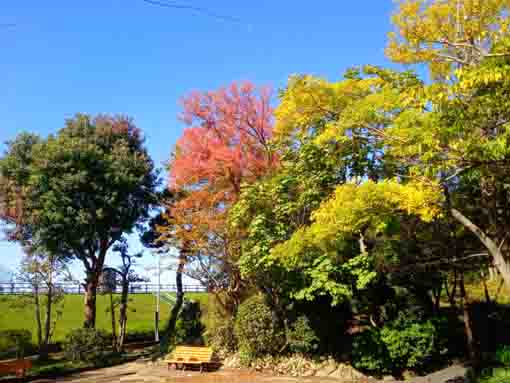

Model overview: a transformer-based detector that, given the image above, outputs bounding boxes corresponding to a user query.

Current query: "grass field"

[465,278,509,304]
[0,292,210,343]
[0,277,506,345]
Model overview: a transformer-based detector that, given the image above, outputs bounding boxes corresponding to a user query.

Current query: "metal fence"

[0,282,206,295]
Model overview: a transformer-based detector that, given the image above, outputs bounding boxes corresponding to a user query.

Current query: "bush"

[234,294,283,362]
[174,300,205,346]
[380,317,436,369]
[352,328,391,374]
[63,328,110,363]
[480,368,510,383]
[209,318,237,358]
[496,345,510,366]
[352,315,439,374]
[0,329,33,357]
[287,316,318,354]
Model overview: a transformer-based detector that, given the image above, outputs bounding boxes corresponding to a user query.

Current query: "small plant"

[63,328,110,363]
[286,316,318,354]
[352,315,439,374]
[352,328,391,374]
[234,294,283,363]
[209,318,237,358]
[0,329,33,358]
[480,368,510,383]
[496,345,510,366]
[380,317,436,369]
[174,300,205,346]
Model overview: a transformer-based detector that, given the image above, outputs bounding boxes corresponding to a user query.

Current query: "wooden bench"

[0,358,32,379]
[166,346,218,373]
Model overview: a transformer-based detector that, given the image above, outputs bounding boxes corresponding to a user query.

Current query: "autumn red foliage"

[164,81,278,310]
[168,81,277,240]
[171,81,276,191]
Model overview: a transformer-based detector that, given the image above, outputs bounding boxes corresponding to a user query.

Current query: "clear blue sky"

[0,0,400,283]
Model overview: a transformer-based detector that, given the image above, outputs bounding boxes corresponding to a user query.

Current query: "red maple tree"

[165,81,278,311]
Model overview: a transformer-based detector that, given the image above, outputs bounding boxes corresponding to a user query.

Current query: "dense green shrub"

[0,329,33,357]
[63,328,110,363]
[209,318,237,358]
[480,368,510,383]
[380,317,436,369]
[174,300,205,346]
[293,297,350,355]
[234,294,283,362]
[287,316,318,354]
[496,345,510,366]
[352,328,391,373]
[352,315,439,374]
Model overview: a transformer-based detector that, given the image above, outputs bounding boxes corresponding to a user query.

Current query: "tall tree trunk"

[432,284,442,313]
[460,271,478,363]
[117,278,129,352]
[480,270,492,304]
[40,282,53,360]
[82,246,108,329]
[84,273,99,328]
[160,252,185,353]
[451,208,510,294]
[488,266,497,281]
[34,285,43,356]
[110,292,118,351]
[445,268,458,307]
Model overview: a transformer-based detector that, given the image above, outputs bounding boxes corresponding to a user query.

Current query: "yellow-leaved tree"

[385,0,510,293]
[387,0,510,78]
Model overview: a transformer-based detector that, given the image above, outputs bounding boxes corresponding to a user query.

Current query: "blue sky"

[0,0,399,283]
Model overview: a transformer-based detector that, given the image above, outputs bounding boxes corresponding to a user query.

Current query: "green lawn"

[0,293,210,343]
[465,278,509,304]
[2,278,503,345]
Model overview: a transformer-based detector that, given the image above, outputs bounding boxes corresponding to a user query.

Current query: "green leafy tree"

[0,114,158,328]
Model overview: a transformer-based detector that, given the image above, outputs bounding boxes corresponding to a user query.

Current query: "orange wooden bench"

[0,358,32,378]
[166,346,218,373]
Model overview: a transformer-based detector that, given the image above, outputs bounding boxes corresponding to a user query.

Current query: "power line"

[140,0,244,24]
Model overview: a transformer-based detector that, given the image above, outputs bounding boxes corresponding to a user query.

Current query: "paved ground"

[28,361,470,383]
[30,362,343,383]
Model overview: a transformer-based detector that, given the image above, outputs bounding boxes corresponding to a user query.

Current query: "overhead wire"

[140,0,245,24]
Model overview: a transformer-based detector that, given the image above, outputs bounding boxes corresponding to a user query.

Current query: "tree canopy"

[0,114,158,328]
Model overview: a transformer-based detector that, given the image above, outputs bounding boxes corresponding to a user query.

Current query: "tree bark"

[34,285,43,355]
[110,292,117,351]
[432,285,442,313]
[451,208,510,293]
[459,272,478,363]
[84,273,99,328]
[160,252,185,353]
[117,277,129,352]
[40,281,53,360]
[480,270,492,304]
[488,266,497,281]
[445,268,458,307]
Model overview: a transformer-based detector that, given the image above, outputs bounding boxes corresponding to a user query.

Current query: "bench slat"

[166,346,218,373]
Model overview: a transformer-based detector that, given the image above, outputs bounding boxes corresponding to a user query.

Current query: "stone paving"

[28,360,470,383]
